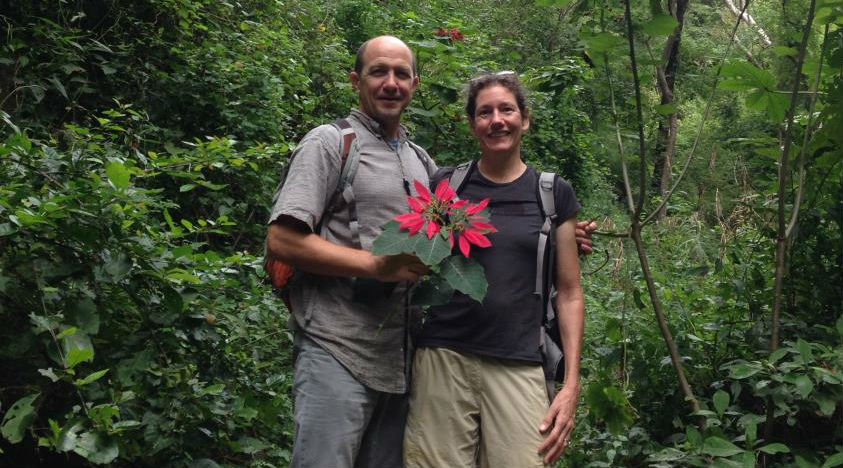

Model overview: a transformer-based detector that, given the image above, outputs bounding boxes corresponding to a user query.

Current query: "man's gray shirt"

[269,109,437,393]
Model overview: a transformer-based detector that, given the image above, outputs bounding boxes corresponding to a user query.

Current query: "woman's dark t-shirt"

[416,164,580,363]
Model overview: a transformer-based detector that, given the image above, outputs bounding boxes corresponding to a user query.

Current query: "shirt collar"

[349,109,408,143]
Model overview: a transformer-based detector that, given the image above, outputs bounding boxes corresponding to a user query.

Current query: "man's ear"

[411,75,420,92]
[522,107,530,131]
[349,71,360,91]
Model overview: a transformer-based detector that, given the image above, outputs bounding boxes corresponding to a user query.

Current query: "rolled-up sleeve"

[268,125,341,229]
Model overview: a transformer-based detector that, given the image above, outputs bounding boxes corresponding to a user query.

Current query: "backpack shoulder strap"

[535,172,558,312]
[320,118,362,247]
[407,140,437,176]
[447,160,475,194]
[331,118,359,192]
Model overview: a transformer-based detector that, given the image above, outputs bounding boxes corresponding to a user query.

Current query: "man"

[266,36,597,468]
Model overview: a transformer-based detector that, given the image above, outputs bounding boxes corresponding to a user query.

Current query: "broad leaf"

[822,452,843,468]
[1,393,39,444]
[701,436,744,457]
[793,374,814,397]
[410,232,452,266]
[720,61,776,89]
[643,14,679,36]
[73,431,118,464]
[75,369,109,386]
[105,160,130,190]
[796,338,814,364]
[713,389,729,416]
[757,443,790,454]
[726,361,762,379]
[411,276,454,307]
[746,89,788,122]
[372,221,417,256]
[66,348,94,369]
[583,32,623,54]
[440,256,487,302]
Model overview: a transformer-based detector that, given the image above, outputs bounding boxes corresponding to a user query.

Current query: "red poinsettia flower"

[394,179,496,255]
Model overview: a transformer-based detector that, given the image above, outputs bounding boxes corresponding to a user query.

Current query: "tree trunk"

[652,0,689,220]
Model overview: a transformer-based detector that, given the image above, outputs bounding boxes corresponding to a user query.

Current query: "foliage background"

[0,0,840,467]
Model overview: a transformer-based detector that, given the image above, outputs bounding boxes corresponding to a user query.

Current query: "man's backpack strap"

[407,140,438,177]
[326,118,362,248]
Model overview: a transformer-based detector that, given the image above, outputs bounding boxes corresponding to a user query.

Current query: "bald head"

[354,36,417,77]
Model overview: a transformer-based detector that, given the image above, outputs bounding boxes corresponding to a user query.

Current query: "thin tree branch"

[623,0,648,219]
[642,0,751,226]
[724,0,773,46]
[772,0,817,353]
[786,24,829,238]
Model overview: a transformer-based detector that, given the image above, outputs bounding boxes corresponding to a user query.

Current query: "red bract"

[394,179,496,257]
[433,179,456,204]
[414,180,431,203]
[465,198,489,215]
[396,211,425,235]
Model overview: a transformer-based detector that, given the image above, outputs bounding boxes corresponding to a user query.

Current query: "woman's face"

[469,85,529,157]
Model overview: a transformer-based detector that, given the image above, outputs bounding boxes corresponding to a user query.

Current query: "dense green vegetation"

[1,0,840,466]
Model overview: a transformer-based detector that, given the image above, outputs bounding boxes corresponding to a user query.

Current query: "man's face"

[350,38,418,131]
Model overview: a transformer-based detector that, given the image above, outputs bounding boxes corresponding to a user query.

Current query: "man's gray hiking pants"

[289,333,408,468]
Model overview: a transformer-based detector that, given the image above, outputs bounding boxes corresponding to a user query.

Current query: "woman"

[403,73,585,468]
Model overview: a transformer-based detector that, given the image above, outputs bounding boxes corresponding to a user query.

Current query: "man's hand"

[372,253,429,282]
[575,220,597,255]
[538,385,579,465]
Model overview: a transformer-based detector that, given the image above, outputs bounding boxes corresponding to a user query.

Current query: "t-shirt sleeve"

[267,125,341,229]
[554,176,581,225]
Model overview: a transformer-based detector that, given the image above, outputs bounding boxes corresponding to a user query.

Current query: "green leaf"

[757,443,790,455]
[66,348,94,369]
[720,61,776,89]
[796,338,814,364]
[73,431,118,464]
[199,383,225,396]
[686,426,702,447]
[746,89,788,122]
[793,374,814,397]
[822,452,843,468]
[105,160,130,190]
[643,14,679,36]
[440,256,488,302]
[103,251,132,281]
[47,76,68,99]
[411,232,452,266]
[536,0,574,6]
[655,103,678,114]
[713,389,730,416]
[769,348,788,364]
[772,46,798,57]
[701,436,744,457]
[411,276,454,307]
[583,32,623,54]
[815,393,838,416]
[75,369,109,386]
[1,393,39,444]
[727,361,762,379]
[69,298,100,335]
[56,327,77,340]
[372,221,417,256]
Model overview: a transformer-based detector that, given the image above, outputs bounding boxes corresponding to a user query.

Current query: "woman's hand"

[538,384,580,465]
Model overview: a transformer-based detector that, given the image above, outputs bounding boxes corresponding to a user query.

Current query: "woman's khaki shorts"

[404,347,549,468]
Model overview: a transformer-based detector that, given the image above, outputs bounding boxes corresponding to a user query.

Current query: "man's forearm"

[266,222,381,278]
[266,220,426,283]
